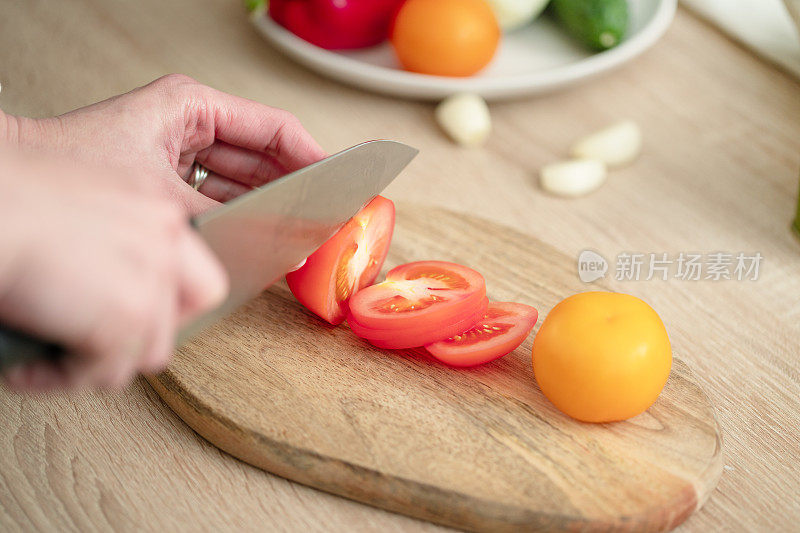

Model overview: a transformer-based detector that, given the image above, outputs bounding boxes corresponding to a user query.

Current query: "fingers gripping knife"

[0,141,418,373]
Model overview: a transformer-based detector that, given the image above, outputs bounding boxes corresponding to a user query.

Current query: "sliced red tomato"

[352,298,489,349]
[424,302,538,367]
[347,261,486,347]
[286,195,394,325]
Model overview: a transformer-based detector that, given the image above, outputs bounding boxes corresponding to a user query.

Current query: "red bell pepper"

[269,0,405,50]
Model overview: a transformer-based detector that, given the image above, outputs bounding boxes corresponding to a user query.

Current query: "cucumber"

[551,0,629,51]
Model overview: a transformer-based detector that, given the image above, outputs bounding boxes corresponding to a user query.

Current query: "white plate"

[250,0,676,101]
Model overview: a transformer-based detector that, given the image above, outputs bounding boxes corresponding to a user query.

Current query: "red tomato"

[351,298,489,349]
[286,196,394,325]
[347,261,487,347]
[424,302,538,367]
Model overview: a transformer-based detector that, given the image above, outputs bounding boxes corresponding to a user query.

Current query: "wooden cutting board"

[147,204,723,532]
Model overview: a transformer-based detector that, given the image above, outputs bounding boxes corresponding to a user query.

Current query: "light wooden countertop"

[1,1,799,531]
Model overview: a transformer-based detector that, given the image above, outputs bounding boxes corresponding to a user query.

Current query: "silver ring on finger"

[187,163,210,191]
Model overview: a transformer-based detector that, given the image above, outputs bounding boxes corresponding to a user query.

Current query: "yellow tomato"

[532,292,672,423]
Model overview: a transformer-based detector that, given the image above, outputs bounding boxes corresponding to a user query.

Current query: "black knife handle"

[0,326,63,373]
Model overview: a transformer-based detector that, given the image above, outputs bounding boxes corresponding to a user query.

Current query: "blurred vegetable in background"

[244,0,265,10]
[269,0,404,49]
[487,0,551,31]
[390,0,501,76]
[259,0,628,78]
[551,0,628,50]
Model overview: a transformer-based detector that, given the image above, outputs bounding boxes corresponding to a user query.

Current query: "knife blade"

[179,139,417,344]
[0,140,418,372]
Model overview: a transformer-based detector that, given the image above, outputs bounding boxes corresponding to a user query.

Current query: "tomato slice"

[286,196,394,325]
[350,298,489,349]
[347,261,486,331]
[424,302,538,367]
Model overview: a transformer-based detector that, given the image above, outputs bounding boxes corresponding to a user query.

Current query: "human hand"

[8,74,327,215]
[0,149,228,391]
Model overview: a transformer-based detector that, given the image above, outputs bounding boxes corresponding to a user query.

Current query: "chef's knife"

[0,140,418,373]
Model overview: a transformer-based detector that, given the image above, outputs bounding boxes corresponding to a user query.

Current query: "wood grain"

[1,0,799,531]
[148,205,723,532]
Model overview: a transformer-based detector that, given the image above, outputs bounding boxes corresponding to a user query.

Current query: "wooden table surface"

[1,1,799,531]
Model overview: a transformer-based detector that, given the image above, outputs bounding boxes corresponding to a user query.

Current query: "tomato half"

[347,261,486,347]
[424,302,538,367]
[286,196,394,325]
[352,298,489,349]
[348,261,485,328]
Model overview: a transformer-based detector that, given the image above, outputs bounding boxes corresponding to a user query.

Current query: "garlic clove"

[570,120,642,167]
[487,0,551,31]
[435,93,491,147]
[539,159,607,197]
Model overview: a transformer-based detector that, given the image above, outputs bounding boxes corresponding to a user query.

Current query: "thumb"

[176,227,229,325]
